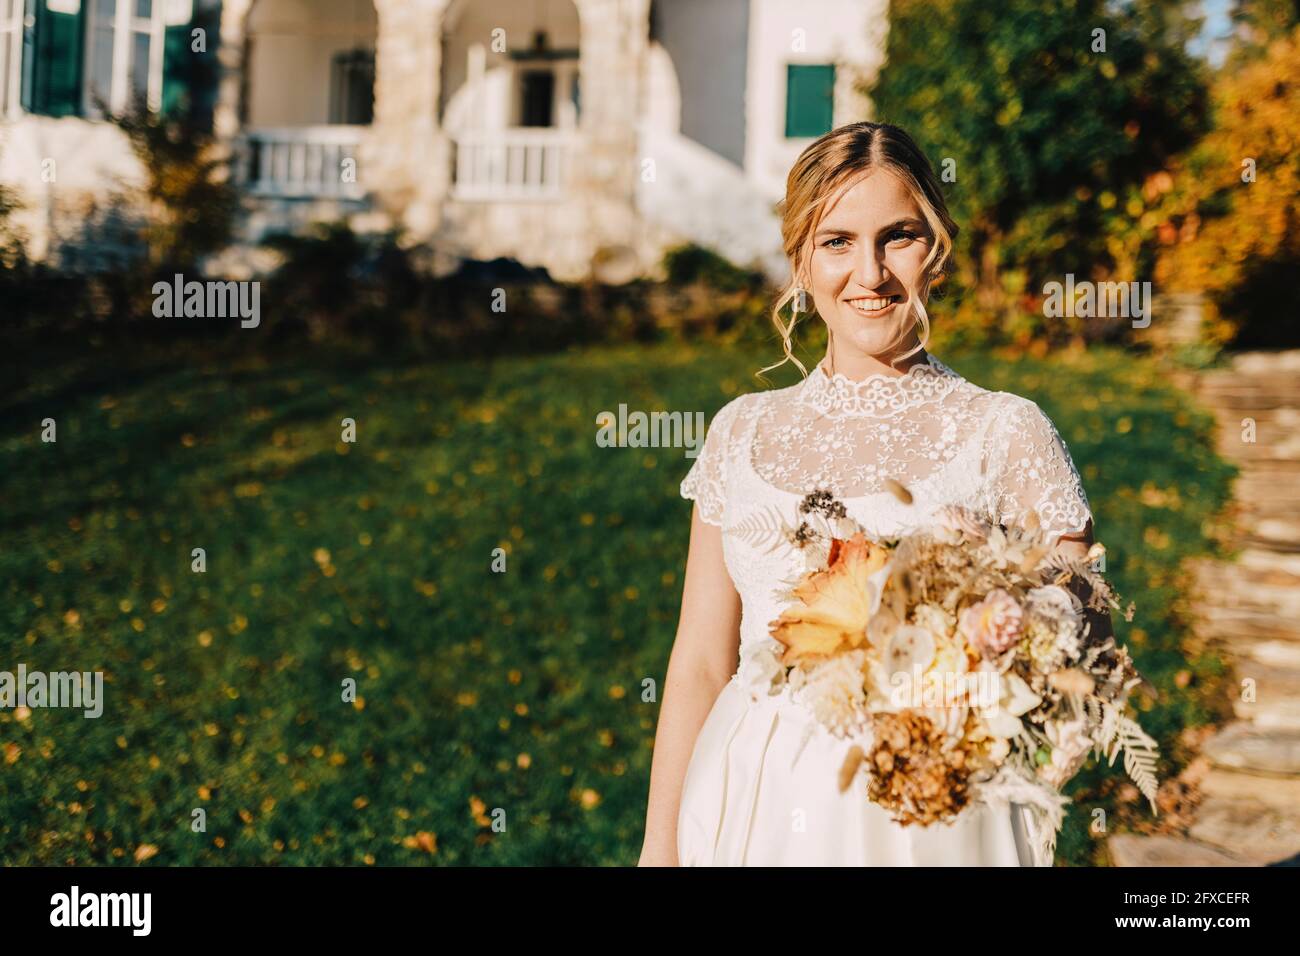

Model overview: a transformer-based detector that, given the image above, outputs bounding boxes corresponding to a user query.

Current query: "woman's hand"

[1053,518,1115,644]
[636,842,679,867]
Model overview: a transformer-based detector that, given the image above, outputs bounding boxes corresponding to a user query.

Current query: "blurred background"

[0,0,1297,866]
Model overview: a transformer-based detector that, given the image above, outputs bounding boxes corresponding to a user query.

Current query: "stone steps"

[1197,388,1300,410]
[1231,665,1300,731]
[1108,767,1300,866]
[1194,606,1300,644]
[1196,392,1300,415]
[1211,431,1300,463]
[1108,833,1247,866]
[1225,351,1300,375]
[1227,640,1300,729]
[1193,560,1300,615]
[1200,765,1300,807]
[1239,519,1300,552]
[1192,548,1300,582]
[1235,548,1300,576]
[1230,483,1300,513]
[1110,351,1300,867]
[1186,793,1300,864]
[1202,721,1300,776]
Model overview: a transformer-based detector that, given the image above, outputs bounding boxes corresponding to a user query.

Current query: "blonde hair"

[761,121,959,379]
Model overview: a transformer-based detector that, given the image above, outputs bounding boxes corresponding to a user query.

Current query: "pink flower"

[959,589,1024,657]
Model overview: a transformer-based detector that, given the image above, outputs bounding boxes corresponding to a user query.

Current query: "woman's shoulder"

[988,389,1068,435]
[965,384,1058,430]
[708,388,769,430]
[986,388,1042,416]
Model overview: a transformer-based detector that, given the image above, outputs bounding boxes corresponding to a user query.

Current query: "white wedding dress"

[676,352,1093,866]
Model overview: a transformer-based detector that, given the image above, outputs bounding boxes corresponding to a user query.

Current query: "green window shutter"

[162,2,219,128]
[160,23,190,116]
[21,0,85,117]
[784,63,834,138]
[20,0,37,110]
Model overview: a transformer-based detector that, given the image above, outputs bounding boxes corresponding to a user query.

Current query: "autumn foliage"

[1155,26,1300,349]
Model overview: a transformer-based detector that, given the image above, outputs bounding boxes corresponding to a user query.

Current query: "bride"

[638,121,1104,867]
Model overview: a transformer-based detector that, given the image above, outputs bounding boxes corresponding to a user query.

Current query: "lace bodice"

[680,352,1092,670]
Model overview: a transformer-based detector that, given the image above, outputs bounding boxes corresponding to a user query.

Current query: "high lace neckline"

[796,352,964,418]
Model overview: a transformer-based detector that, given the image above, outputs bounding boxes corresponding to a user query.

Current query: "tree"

[109,94,240,274]
[1155,25,1300,349]
[869,0,1208,346]
[0,178,24,272]
[1226,0,1300,67]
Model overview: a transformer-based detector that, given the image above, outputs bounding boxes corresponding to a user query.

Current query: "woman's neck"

[823,343,929,381]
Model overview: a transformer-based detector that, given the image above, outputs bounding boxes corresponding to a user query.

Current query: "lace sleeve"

[984,396,1092,542]
[680,395,746,527]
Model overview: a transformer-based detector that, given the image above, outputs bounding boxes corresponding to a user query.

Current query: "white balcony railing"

[451,128,572,201]
[239,126,367,200]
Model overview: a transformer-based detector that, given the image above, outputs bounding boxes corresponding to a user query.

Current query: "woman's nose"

[853,248,889,290]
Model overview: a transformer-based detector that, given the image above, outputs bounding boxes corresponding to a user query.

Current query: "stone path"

[1110,350,1300,867]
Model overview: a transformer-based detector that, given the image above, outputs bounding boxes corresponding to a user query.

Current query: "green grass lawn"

[0,338,1237,864]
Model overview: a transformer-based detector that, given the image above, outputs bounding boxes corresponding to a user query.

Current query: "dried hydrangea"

[865,710,978,826]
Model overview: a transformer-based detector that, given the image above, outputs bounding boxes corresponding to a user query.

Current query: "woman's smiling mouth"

[845,294,902,316]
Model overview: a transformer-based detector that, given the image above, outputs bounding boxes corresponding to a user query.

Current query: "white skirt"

[677,675,1049,866]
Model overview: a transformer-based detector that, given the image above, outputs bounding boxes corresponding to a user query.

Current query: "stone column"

[210,0,254,177]
[572,0,651,280]
[367,0,452,241]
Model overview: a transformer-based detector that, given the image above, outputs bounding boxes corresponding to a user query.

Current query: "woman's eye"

[824,237,849,249]
[887,229,920,243]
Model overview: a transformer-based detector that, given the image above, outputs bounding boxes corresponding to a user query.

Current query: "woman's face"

[805,169,935,363]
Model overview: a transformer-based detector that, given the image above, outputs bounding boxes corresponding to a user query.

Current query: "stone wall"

[4,0,775,282]
[212,0,653,282]
[0,114,147,267]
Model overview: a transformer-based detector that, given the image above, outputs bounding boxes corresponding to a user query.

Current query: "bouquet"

[746,485,1159,864]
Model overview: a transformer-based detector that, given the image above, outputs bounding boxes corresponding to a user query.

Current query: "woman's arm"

[638,503,742,866]
[989,397,1108,642]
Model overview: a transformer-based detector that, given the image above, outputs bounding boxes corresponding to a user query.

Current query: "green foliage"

[0,338,1235,865]
[0,151,36,320]
[0,163,25,273]
[870,0,1209,346]
[661,243,763,294]
[247,224,781,352]
[109,94,240,273]
[259,222,421,343]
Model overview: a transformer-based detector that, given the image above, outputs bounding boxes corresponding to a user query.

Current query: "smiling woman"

[639,121,1110,868]
[812,191,935,357]
[763,121,959,383]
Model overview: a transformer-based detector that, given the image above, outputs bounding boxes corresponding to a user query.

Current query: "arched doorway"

[240,0,377,199]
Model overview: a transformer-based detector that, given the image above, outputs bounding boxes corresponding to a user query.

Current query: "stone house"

[0,0,885,282]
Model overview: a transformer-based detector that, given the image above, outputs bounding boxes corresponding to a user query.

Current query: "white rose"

[981,672,1043,739]
[1027,585,1083,629]
[1039,717,1094,787]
